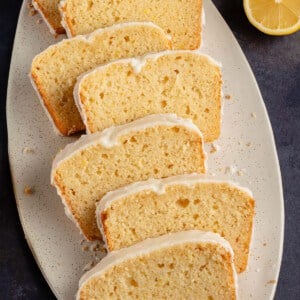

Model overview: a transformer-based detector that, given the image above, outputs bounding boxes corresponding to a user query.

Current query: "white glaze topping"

[58,0,72,38]
[74,50,222,133]
[76,230,238,300]
[33,21,169,62]
[130,57,148,73]
[76,50,221,80]
[97,173,254,216]
[134,50,222,70]
[32,0,57,35]
[51,114,204,185]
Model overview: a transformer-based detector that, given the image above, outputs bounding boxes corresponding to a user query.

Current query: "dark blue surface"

[0,1,299,299]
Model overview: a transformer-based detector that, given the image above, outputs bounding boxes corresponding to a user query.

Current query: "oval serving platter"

[7,0,284,299]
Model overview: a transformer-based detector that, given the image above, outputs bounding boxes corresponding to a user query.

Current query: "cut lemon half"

[244,0,300,35]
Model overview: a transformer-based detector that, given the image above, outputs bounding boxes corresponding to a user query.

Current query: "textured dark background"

[0,0,299,299]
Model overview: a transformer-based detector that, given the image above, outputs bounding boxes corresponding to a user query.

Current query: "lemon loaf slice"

[51,114,206,240]
[30,23,171,136]
[97,174,255,273]
[75,51,222,142]
[32,0,65,34]
[76,230,237,300]
[59,0,202,49]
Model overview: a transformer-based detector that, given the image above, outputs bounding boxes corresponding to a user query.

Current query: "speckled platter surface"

[7,0,284,299]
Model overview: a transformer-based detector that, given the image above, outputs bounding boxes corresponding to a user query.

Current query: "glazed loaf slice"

[51,115,206,240]
[76,231,237,300]
[75,51,222,142]
[30,22,171,136]
[59,0,203,49]
[97,174,255,273]
[32,0,65,34]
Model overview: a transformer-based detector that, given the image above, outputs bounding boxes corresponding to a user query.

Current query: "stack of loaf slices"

[31,1,255,299]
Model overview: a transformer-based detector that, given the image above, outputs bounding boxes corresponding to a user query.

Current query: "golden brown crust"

[34,0,65,34]
[60,2,76,37]
[223,251,237,299]
[208,67,223,142]
[239,197,255,272]
[79,91,93,133]
[54,175,99,240]
[191,0,202,50]
[101,213,114,250]
[31,71,85,136]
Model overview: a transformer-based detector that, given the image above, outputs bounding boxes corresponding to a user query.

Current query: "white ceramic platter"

[7,0,284,299]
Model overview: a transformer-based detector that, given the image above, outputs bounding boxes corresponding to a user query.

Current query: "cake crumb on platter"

[225,165,237,175]
[225,94,231,100]
[23,147,35,154]
[251,112,257,118]
[27,2,33,9]
[80,240,107,254]
[91,243,101,252]
[100,246,107,254]
[27,1,37,16]
[24,186,34,195]
[37,19,43,24]
[83,261,96,272]
[82,246,89,252]
[210,142,220,154]
[29,8,37,16]
[237,169,245,176]
[267,280,276,285]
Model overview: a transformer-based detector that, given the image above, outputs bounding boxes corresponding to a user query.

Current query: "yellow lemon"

[243,0,300,35]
